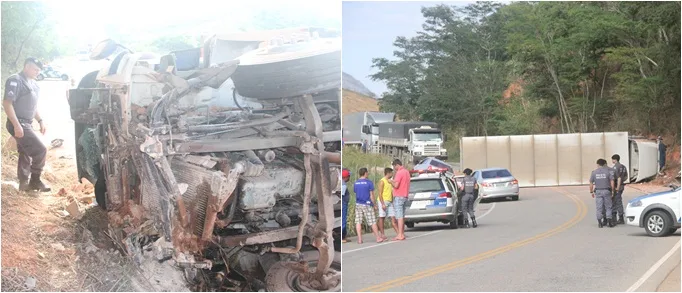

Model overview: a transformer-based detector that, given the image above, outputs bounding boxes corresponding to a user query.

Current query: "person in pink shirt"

[389,159,410,241]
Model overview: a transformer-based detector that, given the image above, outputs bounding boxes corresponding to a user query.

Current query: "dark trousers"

[6,121,46,181]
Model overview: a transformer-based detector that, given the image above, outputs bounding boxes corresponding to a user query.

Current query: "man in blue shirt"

[353,167,382,244]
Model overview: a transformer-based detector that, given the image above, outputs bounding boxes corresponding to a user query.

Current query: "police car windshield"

[410,179,445,193]
[481,169,512,179]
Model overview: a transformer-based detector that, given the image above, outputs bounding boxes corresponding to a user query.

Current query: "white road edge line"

[625,239,681,292]
[342,202,497,255]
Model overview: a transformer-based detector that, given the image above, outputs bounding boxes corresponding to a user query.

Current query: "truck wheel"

[265,251,341,292]
[405,222,415,229]
[644,210,673,237]
[511,196,519,201]
[232,42,341,100]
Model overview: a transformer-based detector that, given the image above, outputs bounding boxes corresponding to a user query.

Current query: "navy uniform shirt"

[613,162,628,190]
[463,175,477,194]
[4,72,40,121]
[590,166,614,190]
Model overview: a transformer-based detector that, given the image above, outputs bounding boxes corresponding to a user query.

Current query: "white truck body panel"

[459,132,658,187]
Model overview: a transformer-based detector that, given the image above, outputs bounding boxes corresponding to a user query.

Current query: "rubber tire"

[449,217,459,229]
[232,50,341,100]
[511,196,519,201]
[265,251,341,292]
[36,74,44,81]
[95,176,107,210]
[61,74,69,81]
[644,210,672,237]
[405,222,415,229]
[669,228,679,234]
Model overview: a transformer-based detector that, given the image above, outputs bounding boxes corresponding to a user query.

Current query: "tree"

[369,1,680,140]
[1,1,63,81]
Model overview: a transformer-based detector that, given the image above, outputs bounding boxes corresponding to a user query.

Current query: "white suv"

[625,185,681,237]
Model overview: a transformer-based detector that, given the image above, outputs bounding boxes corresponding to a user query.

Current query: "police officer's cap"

[24,57,43,69]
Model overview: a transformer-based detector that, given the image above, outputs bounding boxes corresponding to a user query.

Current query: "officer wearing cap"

[459,168,478,228]
[590,159,615,228]
[3,57,51,192]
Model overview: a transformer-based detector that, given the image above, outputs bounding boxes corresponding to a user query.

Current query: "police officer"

[611,154,628,224]
[3,57,50,192]
[590,159,615,228]
[459,168,478,228]
[601,164,618,221]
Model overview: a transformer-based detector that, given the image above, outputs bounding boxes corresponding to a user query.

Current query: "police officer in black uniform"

[611,154,628,224]
[3,57,51,192]
[590,159,615,228]
[460,168,478,228]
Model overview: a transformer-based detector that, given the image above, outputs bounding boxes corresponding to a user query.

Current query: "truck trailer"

[460,132,661,187]
[342,111,395,150]
[376,122,448,164]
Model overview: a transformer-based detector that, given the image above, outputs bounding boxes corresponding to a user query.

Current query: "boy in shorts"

[353,167,382,244]
[377,167,399,241]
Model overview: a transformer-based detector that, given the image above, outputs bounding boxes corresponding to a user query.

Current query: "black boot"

[471,216,478,228]
[607,218,615,228]
[29,174,51,192]
[18,178,30,191]
[617,214,625,225]
[464,218,470,228]
[598,219,604,228]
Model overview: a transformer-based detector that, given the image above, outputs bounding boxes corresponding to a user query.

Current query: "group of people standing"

[589,154,629,228]
[341,159,410,244]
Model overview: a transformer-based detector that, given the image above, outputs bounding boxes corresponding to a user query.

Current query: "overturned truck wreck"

[68,30,342,291]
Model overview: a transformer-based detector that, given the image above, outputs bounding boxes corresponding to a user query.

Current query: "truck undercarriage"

[68,35,341,291]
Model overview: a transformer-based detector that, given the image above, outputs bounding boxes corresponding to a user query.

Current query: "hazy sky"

[342,1,473,96]
[44,1,341,46]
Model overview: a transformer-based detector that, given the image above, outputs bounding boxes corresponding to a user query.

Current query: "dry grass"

[342,89,379,115]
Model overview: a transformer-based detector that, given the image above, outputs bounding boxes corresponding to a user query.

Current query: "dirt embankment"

[1,134,150,292]
[342,89,379,115]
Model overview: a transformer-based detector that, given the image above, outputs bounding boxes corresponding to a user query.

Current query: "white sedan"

[625,185,681,237]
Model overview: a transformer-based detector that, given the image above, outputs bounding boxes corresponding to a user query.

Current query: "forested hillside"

[371,1,680,141]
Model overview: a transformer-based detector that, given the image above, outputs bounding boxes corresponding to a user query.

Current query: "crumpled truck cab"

[67,27,342,292]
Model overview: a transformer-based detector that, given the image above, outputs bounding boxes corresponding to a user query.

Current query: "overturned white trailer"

[460,132,659,187]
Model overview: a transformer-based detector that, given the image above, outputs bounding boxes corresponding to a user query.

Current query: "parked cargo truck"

[460,132,661,187]
[342,111,395,150]
[376,122,448,164]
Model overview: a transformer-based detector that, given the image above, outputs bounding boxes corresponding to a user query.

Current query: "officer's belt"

[17,118,33,124]
[595,188,611,191]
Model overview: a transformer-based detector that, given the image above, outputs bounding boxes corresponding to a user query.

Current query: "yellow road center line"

[358,188,588,292]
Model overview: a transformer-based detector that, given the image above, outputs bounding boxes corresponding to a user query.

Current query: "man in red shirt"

[389,159,410,241]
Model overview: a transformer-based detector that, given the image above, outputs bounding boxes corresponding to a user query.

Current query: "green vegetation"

[1,2,67,82]
[372,1,680,145]
[343,147,397,237]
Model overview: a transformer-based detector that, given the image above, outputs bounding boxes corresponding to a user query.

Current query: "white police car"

[625,185,681,237]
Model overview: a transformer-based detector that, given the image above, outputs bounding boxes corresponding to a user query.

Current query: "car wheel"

[265,251,341,292]
[511,196,519,201]
[61,74,69,81]
[644,210,672,237]
[405,222,415,229]
[449,218,459,229]
[669,228,679,234]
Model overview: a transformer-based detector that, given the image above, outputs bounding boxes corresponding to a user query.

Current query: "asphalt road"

[342,186,681,292]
